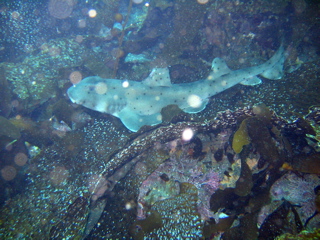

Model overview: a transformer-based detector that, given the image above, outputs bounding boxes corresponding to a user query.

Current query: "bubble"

[75,35,84,43]
[49,166,69,186]
[156,114,162,121]
[187,94,202,108]
[125,201,134,210]
[134,162,147,175]
[182,128,194,141]
[14,152,28,166]
[114,13,123,22]
[122,80,129,88]
[48,0,74,19]
[77,19,86,28]
[23,44,34,53]
[11,11,20,20]
[252,105,262,115]
[95,82,108,95]
[87,174,110,201]
[111,48,124,58]
[180,29,187,36]
[88,9,97,18]
[11,100,19,108]
[69,71,82,84]
[239,58,246,64]
[48,46,61,57]
[207,74,214,81]
[197,0,209,4]
[221,80,227,86]
[1,165,17,181]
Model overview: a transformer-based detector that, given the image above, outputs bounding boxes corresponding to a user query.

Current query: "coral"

[269,172,320,226]
[258,200,303,239]
[136,132,236,221]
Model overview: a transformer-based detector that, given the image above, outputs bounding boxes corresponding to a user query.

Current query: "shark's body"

[67,46,285,132]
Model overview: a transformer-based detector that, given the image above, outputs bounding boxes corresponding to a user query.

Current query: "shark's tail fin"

[260,44,286,80]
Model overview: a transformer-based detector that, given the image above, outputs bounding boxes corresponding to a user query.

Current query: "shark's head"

[67,76,127,114]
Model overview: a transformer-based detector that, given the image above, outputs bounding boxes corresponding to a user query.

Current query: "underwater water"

[0,0,320,239]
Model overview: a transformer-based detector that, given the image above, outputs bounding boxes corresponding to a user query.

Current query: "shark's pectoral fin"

[116,108,162,132]
[240,76,262,86]
[182,98,209,114]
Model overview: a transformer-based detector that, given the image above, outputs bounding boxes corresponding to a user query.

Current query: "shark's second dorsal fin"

[209,58,232,79]
[144,68,172,87]
[260,45,285,80]
[260,65,284,80]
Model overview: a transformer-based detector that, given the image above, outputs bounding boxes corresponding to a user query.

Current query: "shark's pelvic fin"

[240,76,262,86]
[183,98,209,114]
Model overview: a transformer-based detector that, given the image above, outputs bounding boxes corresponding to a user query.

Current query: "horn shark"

[67,46,285,132]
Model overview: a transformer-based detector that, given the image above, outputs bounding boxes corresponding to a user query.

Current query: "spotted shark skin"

[67,46,285,132]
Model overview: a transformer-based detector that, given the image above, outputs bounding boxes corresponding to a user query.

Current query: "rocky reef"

[0,105,319,239]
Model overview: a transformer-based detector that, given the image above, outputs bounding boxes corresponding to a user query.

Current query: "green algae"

[1,38,86,107]
[0,116,20,140]
[232,118,251,154]
[276,228,320,240]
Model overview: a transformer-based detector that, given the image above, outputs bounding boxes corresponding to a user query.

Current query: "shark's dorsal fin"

[143,68,172,87]
[208,58,232,79]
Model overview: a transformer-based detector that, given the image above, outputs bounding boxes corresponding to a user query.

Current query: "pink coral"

[269,172,320,224]
[137,152,221,220]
